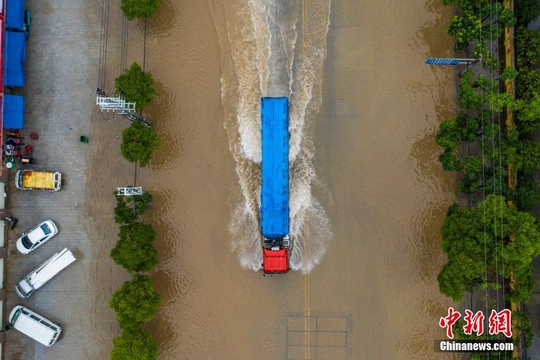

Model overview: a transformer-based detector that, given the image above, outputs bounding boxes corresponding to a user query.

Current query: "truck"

[15,248,76,298]
[15,170,62,191]
[260,97,290,274]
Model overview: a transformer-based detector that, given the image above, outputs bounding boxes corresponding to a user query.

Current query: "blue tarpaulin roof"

[3,94,24,129]
[6,0,24,30]
[4,30,26,87]
[260,97,289,239]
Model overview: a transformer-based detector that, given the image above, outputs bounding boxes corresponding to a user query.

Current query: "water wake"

[216,0,332,273]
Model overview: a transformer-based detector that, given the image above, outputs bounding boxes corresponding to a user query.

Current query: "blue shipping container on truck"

[260,97,289,239]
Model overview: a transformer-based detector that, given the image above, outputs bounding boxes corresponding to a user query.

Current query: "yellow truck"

[15,170,62,191]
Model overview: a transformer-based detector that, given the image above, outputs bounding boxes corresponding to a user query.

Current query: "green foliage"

[511,178,540,211]
[458,71,496,110]
[120,0,159,21]
[516,27,540,70]
[459,71,482,110]
[516,139,540,174]
[439,150,461,172]
[516,92,540,134]
[114,195,137,225]
[120,121,161,167]
[118,222,156,243]
[500,67,519,81]
[516,70,540,100]
[438,195,540,302]
[498,8,517,28]
[514,311,534,349]
[114,192,154,225]
[458,156,483,194]
[109,275,161,330]
[515,0,540,27]
[473,42,497,71]
[134,191,153,213]
[115,62,156,110]
[488,92,513,113]
[435,119,460,151]
[447,9,482,49]
[111,330,158,360]
[111,222,158,272]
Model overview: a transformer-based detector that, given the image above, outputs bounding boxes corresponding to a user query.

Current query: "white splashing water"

[217,0,332,273]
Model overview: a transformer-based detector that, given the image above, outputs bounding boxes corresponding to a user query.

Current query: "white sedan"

[16,220,59,254]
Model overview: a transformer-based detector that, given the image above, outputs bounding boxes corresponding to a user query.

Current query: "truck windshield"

[10,309,21,324]
[21,235,33,249]
[40,224,51,235]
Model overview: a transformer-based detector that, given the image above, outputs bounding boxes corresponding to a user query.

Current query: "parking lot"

[2,1,119,359]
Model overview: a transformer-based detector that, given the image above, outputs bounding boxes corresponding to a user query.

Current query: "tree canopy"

[120,0,159,21]
[115,62,156,110]
[438,195,540,302]
[516,27,540,70]
[120,121,161,167]
[109,275,161,330]
[114,192,154,225]
[111,222,158,273]
[111,330,158,360]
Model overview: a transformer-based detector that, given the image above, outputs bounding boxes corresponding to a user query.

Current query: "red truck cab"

[262,237,290,274]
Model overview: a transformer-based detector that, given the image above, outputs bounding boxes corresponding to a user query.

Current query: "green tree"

[435,118,460,151]
[114,195,137,225]
[515,0,540,27]
[497,8,516,28]
[111,222,158,273]
[134,191,153,214]
[114,192,154,225]
[516,70,540,100]
[458,155,483,194]
[111,330,158,360]
[458,71,495,111]
[120,0,159,21]
[516,27,540,70]
[109,275,161,330]
[115,62,156,110]
[514,311,534,349]
[121,121,161,167]
[516,139,540,174]
[447,8,482,49]
[439,150,461,172]
[516,93,540,134]
[500,66,519,82]
[511,178,540,212]
[438,195,540,302]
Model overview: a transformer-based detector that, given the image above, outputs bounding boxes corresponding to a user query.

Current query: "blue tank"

[260,97,289,239]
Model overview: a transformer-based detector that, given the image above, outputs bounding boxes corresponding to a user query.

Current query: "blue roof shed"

[4,30,26,87]
[3,94,25,129]
[6,0,25,30]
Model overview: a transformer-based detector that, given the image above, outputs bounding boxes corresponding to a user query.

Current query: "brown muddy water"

[87,0,460,359]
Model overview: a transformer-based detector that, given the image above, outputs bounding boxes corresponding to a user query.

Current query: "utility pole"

[95,88,152,127]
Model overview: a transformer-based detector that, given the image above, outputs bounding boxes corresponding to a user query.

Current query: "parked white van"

[9,305,62,346]
[15,248,76,298]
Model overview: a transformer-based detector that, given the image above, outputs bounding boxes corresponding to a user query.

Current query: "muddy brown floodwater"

[87,0,461,359]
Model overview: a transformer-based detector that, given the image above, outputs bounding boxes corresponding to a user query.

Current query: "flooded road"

[89,0,460,358]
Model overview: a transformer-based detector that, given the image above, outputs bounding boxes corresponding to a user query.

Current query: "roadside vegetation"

[109,3,163,359]
[120,121,161,167]
[116,62,156,111]
[436,0,540,357]
[114,63,161,166]
[109,192,160,360]
[120,0,159,20]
